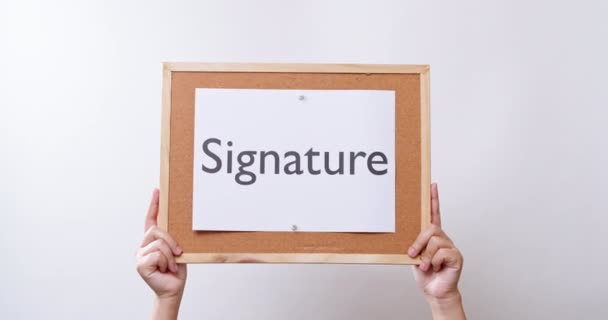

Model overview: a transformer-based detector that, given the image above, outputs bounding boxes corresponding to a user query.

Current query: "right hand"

[409,183,463,301]
[136,189,187,301]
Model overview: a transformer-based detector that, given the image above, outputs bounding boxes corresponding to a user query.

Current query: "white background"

[193,89,395,232]
[1,1,607,319]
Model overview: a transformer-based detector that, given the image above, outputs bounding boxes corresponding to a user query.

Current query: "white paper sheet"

[192,88,395,232]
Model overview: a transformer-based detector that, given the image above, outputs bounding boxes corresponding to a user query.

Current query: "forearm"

[428,292,466,320]
[151,296,182,320]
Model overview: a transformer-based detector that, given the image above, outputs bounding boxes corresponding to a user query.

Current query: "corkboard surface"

[168,72,421,255]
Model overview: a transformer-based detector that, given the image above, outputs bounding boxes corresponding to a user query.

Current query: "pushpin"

[291,224,298,231]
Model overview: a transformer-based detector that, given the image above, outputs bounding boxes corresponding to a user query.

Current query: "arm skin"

[151,296,182,320]
[136,189,187,320]
[410,183,466,319]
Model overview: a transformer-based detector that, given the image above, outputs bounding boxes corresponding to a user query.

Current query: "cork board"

[160,63,430,264]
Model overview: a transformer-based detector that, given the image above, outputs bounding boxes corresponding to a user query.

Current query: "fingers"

[420,235,453,266]
[144,189,160,232]
[137,251,169,276]
[138,239,178,273]
[431,183,441,227]
[141,226,182,256]
[429,248,462,272]
[408,224,448,257]
[412,183,462,274]
[136,227,183,277]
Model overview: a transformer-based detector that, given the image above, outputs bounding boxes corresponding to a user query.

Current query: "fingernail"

[175,246,182,255]
[408,247,416,257]
[171,263,178,273]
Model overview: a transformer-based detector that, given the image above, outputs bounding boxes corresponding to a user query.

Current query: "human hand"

[136,189,187,319]
[409,183,465,319]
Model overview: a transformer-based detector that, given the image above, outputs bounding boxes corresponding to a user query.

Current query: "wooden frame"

[160,63,430,264]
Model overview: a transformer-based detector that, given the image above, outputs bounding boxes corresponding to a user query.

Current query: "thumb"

[176,263,187,280]
[144,188,160,232]
[430,183,441,227]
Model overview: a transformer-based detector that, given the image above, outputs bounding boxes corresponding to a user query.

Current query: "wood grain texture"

[164,62,429,74]
[158,65,172,230]
[420,68,431,230]
[176,253,419,264]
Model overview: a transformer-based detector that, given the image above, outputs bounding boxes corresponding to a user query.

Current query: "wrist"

[152,295,182,320]
[427,291,465,320]
[156,286,185,305]
[156,294,182,306]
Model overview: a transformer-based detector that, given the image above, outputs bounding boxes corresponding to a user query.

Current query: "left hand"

[408,183,463,301]
[136,189,187,302]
